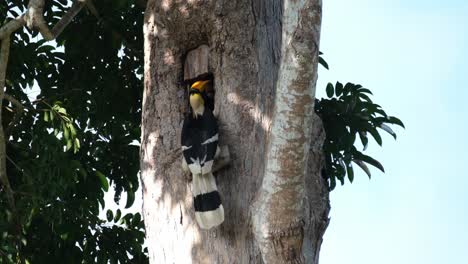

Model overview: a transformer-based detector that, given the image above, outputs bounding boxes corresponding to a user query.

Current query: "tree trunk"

[140,0,329,263]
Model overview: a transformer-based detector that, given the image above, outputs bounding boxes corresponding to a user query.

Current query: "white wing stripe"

[182,145,192,150]
[201,133,219,145]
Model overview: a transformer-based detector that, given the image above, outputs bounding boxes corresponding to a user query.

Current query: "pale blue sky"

[318,1,468,263]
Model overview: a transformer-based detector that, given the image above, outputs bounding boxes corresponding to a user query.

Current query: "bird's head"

[189,80,210,116]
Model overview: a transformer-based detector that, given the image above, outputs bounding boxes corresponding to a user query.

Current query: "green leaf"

[57,107,67,115]
[106,210,113,222]
[353,159,371,178]
[355,153,385,172]
[357,87,373,95]
[96,171,109,192]
[387,116,405,128]
[338,158,346,171]
[368,127,382,146]
[347,164,354,183]
[379,124,396,139]
[319,56,329,70]
[359,132,368,151]
[343,83,353,95]
[44,111,49,122]
[125,190,135,209]
[326,83,334,98]
[74,138,80,153]
[69,124,77,137]
[98,195,105,210]
[63,124,70,140]
[114,209,122,222]
[329,174,336,190]
[335,82,343,96]
[66,139,72,151]
[36,45,55,54]
[132,213,141,226]
[358,93,372,102]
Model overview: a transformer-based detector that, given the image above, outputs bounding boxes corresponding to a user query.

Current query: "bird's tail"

[192,172,224,229]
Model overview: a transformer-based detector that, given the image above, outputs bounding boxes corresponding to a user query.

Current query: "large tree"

[1,0,403,263]
[141,0,328,263]
[141,1,403,263]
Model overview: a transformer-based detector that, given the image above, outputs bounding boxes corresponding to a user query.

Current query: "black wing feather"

[181,109,218,174]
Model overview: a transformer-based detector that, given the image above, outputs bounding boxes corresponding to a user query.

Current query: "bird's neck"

[192,104,205,118]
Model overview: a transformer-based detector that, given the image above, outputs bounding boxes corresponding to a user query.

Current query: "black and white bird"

[181,80,224,229]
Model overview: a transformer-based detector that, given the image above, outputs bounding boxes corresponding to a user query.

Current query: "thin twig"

[6,155,23,175]
[0,247,10,260]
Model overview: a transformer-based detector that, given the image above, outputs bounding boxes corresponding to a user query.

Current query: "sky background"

[317,0,468,263]
[99,0,468,262]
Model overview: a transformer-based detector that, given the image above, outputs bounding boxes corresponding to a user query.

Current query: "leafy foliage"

[1,0,148,263]
[42,101,81,153]
[315,59,405,190]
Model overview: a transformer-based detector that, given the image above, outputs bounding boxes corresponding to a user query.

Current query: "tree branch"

[0,36,16,214]
[0,38,9,92]
[0,16,26,40]
[3,93,25,135]
[51,0,88,37]
[25,0,87,40]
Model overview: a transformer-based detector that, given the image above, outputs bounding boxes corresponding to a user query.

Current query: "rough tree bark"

[141,0,330,263]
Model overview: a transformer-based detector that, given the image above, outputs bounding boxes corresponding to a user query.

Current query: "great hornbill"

[181,80,224,229]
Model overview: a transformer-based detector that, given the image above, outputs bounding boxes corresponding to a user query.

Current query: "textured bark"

[141,0,328,263]
[251,1,323,263]
[0,37,15,213]
[184,45,210,81]
[0,16,26,40]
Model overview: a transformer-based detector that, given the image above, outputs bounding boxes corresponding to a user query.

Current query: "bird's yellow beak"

[191,80,211,92]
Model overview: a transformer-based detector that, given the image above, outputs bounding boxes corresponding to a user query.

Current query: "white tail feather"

[192,173,224,229]
[192,173,217,196]
[195,205,224,229]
